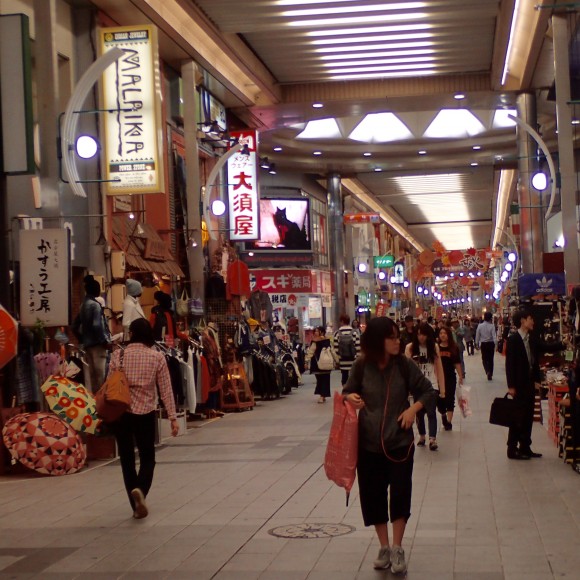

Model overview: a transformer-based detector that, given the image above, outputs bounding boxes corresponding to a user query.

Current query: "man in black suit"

[505,309,563,460]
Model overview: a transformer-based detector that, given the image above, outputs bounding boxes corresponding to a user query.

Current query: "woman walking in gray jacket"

[343,317,436,574]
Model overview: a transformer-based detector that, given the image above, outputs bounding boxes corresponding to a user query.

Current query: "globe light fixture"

[423,289,429,296]
[211,199,226,216]
[417,285,423,293]
[403,280,409,288]
[504,262,513,272]
[378,271,386,280]
[531,171,548,191]
[75,135,99,159]
[358,262,367,273]
[390,276,396,284]
[507,252,517,263]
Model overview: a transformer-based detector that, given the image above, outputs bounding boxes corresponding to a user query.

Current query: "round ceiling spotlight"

[76,135,99,159]
[363,152,372,157]
[273,146,283,152]
[418,150,427,155]
[312,102,324,109]
[454,93,465,100]
[313,151,322,156]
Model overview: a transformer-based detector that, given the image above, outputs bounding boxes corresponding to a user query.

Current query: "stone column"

[327,173,345,325]
[553,15,580,285]
[516,92,543,274]
[181,61,205,308]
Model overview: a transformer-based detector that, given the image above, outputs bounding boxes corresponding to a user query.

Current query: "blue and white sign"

[518,273,566,296]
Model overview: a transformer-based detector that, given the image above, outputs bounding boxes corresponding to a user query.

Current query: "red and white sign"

[228,130,259,241]
[375,302,388,317]
[343,213,381,224]
[252,269,313,293]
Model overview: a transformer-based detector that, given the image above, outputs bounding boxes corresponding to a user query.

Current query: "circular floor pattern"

[268,522,355,539]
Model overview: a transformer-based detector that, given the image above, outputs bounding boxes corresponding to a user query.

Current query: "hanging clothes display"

[226,260,251,300]
[249,289,273,326]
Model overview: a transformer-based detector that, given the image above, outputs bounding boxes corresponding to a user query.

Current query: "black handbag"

[489,393,525,428]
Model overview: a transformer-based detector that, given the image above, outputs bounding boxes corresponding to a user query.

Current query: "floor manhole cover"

[268,523,355,539]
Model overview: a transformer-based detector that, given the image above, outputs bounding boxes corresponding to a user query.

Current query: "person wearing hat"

[123,279,145,341]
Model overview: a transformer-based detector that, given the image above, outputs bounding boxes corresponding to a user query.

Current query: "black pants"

[113,411,157,510]
[507,396,535,452]
[357,447,414,527]
[480,342,495,377]
[466,340,474,355]
[314,373,331,397]
[341,369,350,385]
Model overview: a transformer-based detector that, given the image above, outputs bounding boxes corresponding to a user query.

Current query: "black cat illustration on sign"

[273,207,309,249]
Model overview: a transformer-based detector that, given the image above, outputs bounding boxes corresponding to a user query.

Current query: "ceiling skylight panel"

[307,24,431,37]
[288,13,427,27]
[321,48,434,60]
[349,113,413,143]
[325,55,434,68]
[313,34,433,47]
[283,2,426,17]
[296,118,343,139]
[429,226,474,250]
[328,62,435,74]
[330,69,436,80]
[493,109,517,128]
[424,109,485,139]
[278,1,365,5]
[393,173,464,195]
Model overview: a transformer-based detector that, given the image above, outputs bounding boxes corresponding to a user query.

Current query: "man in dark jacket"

[505,309,563,460]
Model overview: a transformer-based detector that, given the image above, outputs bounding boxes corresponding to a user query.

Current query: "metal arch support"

[61,47,125,198]
[203,142,242,240]
[507,113,558,220]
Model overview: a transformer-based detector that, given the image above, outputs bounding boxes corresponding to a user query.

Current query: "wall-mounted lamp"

[211,199,226,217]
[75,135,99,159]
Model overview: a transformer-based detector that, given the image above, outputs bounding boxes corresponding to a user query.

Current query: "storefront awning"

[112,217,184,278]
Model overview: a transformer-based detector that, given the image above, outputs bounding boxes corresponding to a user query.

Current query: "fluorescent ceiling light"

[501,0,521,85]
[278,0,365,4]
[331,69,436,80]
[289,13,427,27]
[394,173,463,195]
[493,109,517,129]
[321,47,432,59]
[424,109,485,138]
[296,118,342,139]
[307,23,430,37]
[314,35,432,48]
[328,62,435,74]
[349,112,413,143]
[325,55,434,68]
[283,2,425,17]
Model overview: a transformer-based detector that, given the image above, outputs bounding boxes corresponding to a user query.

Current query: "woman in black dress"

[437,326,463,430]
[306,326,333,403]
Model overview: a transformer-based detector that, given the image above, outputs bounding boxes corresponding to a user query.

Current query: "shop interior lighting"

[471,162,478,167]
[417,285,423,293]
[473,145,481,150]
[260,157,270,169]
[248,252,254,257]
[313,150,322,156]
[128,212,135,220]
[378,271,386,280]
[273,146,283,152]
[307,23,431,38]
[554,235,565,248]
[403,280,410,288]
[358,262,368,273]
[349,112,413,143]
[418,150,427,155]
[297,118,342,139]
[312,102,324,108]
[211,199,226,217]
[75,135,99,159]
[317,40,432,54]
[454,93,465,100]
[390,276,397,284]
[504,262,513,272]
[363,152,372,157]
[268,163,277,175]
[423,289,429,296]
[324,52,434,65]
[507,252,517,263]
[330,62,435,75]
[374,168,383,172]
[331,69,436,81]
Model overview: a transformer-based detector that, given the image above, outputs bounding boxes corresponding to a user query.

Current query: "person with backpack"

[306,326,334,403]
[343,317,436,573]
[333,314,361,386]
[74,275,110,393]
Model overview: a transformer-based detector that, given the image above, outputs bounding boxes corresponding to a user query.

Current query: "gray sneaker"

[390,546,407,574]
[373,545,391,569]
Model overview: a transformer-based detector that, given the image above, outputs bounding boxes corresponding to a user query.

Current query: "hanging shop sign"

[250,269,331,294]
[19,229,71,326]
[228,130,260,241]
[375,302,388,317]
[393,262,405,284]
[518,273,566,296]
[99,25,165,196]
[373,255,395,268]
[322,294,332,308]
[308,297,322,318]
[343,213,381,224]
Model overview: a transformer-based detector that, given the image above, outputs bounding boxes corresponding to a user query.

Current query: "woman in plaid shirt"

[109,318,179,519]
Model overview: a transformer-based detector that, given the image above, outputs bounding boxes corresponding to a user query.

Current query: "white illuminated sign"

[99,25,165,195]
[227,130,260,241]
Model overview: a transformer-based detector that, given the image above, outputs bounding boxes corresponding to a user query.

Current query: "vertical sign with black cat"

[227,130,260,241]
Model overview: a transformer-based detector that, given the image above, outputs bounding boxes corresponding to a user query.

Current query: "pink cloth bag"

[324,392,359,505]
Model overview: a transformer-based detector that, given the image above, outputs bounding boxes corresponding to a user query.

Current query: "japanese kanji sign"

[19,229,71,326]
[228,130,260,241]
[252,270,313,293]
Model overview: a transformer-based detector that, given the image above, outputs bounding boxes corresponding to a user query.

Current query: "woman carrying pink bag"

[342,317,436,574]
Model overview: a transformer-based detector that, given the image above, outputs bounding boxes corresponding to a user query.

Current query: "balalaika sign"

[98,25,165,195]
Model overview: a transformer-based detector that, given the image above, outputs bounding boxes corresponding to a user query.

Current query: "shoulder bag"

[95,349,131,422]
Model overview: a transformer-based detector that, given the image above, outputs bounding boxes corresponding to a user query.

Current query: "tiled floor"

[1,353,580,579]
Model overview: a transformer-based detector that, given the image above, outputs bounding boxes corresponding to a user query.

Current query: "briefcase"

[489,394,524,428]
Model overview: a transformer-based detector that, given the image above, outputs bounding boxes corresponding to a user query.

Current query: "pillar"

[327,173,346,324]
[553,15,580,285]
[516,92,543,274]
[181,61,205,308]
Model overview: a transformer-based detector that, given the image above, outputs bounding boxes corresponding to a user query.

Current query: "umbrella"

[2,412,86,475]
[41,375,102,435]
[0,304,18,370]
